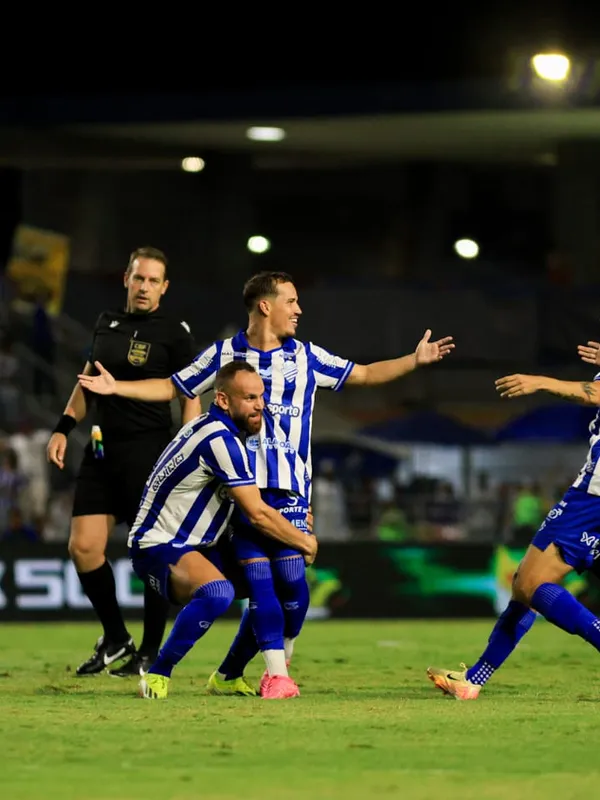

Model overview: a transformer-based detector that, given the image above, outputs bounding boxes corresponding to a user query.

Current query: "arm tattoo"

[582,382,595,402]
[561,383,595,404]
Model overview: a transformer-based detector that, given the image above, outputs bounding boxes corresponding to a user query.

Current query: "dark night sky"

[0,5,598,99]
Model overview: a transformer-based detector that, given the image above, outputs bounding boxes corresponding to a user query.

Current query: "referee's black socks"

[138,584,170,660]
[77,560,130,644]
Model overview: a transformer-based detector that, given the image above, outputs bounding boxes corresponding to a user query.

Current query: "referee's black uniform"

[74,308,196,523]
[74,307,197,675]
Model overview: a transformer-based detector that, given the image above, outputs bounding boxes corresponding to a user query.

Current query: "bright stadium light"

[454,238,479,259]
[531,53,570,82]
[247,235,271,254]
[246,126,286,142]
[181,157,205,172]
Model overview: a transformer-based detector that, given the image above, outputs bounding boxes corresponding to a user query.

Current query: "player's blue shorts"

[129,535,249,602]
[532,486,600,573]
[232,488,310,561]
[129,540,198,602]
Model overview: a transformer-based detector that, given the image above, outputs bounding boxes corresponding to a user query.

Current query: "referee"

[46,247,200,677]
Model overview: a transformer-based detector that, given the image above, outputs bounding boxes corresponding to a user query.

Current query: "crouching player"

[129,361,318,699]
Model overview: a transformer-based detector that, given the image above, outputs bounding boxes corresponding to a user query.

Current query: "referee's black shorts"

[72,432,171,528]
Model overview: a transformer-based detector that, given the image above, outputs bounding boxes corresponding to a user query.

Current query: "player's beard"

[237,412,262,435]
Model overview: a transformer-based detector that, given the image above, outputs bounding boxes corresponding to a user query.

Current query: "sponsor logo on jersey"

[245,435,295,453]
[150,453,185,490]
[258,365,273,379]
[315,352,346,369]
[267,403,300,418]
[246,435,261,452]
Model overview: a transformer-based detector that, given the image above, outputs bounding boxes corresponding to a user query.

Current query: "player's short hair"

[126,247,169,280]
[242,271,294,311]
[215,361,258,393]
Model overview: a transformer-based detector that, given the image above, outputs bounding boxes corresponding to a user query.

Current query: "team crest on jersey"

[282,358,298,382]
[128,339,151,366]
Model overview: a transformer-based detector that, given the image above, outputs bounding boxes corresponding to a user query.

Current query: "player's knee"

[273,554,305,584]
[511,570,539,606]
[242,558,273,584]
[512,543,572,606]
[194,579,235,617]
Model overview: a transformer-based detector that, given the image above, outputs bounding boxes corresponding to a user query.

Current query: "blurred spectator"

[510,480,545,545]
[423,481,464,541]
[374,499,412,541]
[467,470,500,541]
[32,289,56,399]
[312,459,351,541]
[9,419,52,535]
[2,505,39,544]
[0,335,20,431]
[43,488,75,542]
[0,446,26,531]
[346,475,375,534]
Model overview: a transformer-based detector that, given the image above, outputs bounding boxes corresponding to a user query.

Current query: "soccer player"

[47,247,200,677]
[427,369,600,700]
[134,361,317,699]
[79,271,454,693]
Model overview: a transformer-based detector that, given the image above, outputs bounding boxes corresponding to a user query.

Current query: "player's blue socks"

[466,600,537,686]
[531,582,600,649]
[217,608,259,680]
[243,560,285,651]
[273,555,310,640]
[216,558,309,680]
[149,580,234,678]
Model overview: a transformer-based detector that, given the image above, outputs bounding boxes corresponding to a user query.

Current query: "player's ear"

[161,279,169,296]
[123,270,130,288]
[215,389,228,410]
[257,298,270,317]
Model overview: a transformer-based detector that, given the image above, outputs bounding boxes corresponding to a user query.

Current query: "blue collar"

[233,329,296,354]
[207,403,243,436]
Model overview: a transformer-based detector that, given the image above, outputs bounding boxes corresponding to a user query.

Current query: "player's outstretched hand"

[415,329,455,365]
[495,374,542,399]
[78,361,116,395]
[578,341,600,366]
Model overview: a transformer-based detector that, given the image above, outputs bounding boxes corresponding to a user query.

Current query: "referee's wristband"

[52,414,77,437]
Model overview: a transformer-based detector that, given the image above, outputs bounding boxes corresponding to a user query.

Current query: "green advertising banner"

[0,543,596,621]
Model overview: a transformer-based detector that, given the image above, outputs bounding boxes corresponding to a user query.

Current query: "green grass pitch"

[1,619,598,799]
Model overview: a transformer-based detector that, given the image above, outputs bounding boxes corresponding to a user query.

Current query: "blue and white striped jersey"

[572,374,600,495]
[171,330,355,499]
[128,404,255,550]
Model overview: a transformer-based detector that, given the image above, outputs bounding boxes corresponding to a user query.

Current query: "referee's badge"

[128,339,151,366]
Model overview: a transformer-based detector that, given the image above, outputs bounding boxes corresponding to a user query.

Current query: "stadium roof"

[1,80,599,169]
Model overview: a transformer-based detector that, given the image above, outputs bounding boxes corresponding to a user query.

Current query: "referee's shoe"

[109,653,154,677]
[76,636,136,676]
